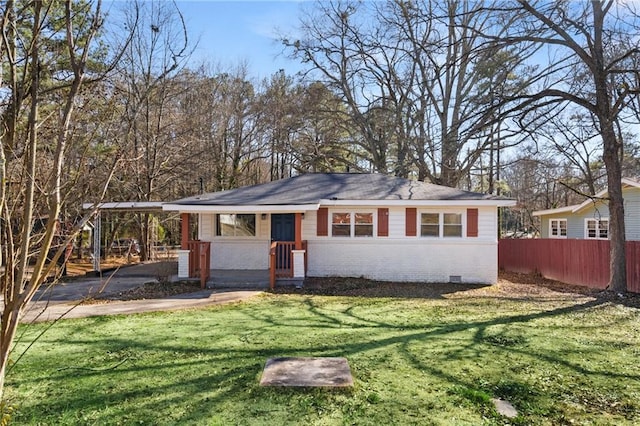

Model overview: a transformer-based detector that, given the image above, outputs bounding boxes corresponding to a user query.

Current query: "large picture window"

[216,214,256,237]
[550,219,567,238]
[331,211,374,237]
[420,212,463,238]
[586,218,608,239]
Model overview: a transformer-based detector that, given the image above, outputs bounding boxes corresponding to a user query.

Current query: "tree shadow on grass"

[10,289,640,424]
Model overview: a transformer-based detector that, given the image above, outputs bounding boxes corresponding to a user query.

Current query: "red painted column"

[295,212,303,250]
[181,213,190,249]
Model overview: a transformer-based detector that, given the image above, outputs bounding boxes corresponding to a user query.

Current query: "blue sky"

[176,0,306,77]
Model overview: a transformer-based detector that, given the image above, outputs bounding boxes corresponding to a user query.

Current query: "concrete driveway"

[22,262,263,323]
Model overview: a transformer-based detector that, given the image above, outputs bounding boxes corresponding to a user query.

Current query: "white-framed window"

[549,219,567,238]
[331,211,374,237]
[585,218,609,239]
[216,214,256,237]
[420,212,463,238]
[443,213,463,237]
[420,213,439,237]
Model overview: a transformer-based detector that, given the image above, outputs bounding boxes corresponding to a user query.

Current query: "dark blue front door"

[271,214,295,270]
[271,214,295,242]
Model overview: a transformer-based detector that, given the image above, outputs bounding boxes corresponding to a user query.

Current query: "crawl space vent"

[449,275,462,283]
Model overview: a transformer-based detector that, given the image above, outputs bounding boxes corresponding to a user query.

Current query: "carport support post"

[92,211,101,273]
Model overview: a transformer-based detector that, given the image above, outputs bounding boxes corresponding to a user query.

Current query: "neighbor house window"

[332,211,375,237]
[586,218,608,239]
[420,212,463,238]
[549,219,567,238]
[216,214,256,237]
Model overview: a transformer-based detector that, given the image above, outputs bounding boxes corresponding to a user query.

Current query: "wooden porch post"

[295,212,303,250]
[181,213,190,249]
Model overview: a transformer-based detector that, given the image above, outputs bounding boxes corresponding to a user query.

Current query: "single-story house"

[533,178,640,240]
[162,173,515,285]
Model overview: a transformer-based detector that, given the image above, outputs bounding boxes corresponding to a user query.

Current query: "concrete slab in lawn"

[260,357,353,387]
[491,398,518,418]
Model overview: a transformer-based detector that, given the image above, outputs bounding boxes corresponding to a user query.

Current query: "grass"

[5,288,640,425]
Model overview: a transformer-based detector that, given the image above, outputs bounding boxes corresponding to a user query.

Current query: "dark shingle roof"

[169,173,505,206]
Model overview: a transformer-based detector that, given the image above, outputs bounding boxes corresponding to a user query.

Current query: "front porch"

[177,212,308,289]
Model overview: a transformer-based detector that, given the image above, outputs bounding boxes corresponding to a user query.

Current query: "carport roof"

[82,202,164,212]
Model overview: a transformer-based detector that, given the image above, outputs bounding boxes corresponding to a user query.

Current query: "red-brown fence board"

[498,239,640,293]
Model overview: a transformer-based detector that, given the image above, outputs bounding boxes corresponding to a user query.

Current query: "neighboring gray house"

[163,173,515,284]
[533,178,640,240]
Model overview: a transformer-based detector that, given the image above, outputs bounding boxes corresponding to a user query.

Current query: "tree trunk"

[592,1,626,293]
[0,306,20,401]
[602,124,626,292]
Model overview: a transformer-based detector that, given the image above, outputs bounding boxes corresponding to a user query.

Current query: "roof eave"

[162,199,516,212]
[82,202,165,212]
[571,178,640,213]
[319,198,515,207]
[532,205,578,216]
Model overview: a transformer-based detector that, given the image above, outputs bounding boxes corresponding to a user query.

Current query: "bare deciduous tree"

[285,0,532,186]
[0,0,135,400]
[487,0,640,292]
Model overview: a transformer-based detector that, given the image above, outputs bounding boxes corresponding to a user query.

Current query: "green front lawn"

[6,287,640,425]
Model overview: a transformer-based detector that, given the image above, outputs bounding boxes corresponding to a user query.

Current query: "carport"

[81,202,167,273]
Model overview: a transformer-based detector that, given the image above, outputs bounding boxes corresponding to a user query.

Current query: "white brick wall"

[210,240,271,269]
[306,239,497,283]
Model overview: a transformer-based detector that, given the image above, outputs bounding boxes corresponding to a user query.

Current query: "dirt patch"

[81,281,202,304]
[80,270,640,308]
[462,270,602,299]
[272,271,640,306]
[492,271,640,307]
[272,276,490,299]
[65,257,141,277]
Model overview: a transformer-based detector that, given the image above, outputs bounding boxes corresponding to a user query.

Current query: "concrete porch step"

[204,269,304,289]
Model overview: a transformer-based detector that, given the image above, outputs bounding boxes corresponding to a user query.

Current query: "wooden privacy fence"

[498,239,640,293]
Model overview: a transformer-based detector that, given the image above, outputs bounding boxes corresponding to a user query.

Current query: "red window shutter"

[405,208,417,237]
[467,208,478,237]
[317,207,329,236]
[378,208,389,237]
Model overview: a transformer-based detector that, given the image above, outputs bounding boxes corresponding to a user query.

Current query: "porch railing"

[269,241,307,289]
[187,240,211,289]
